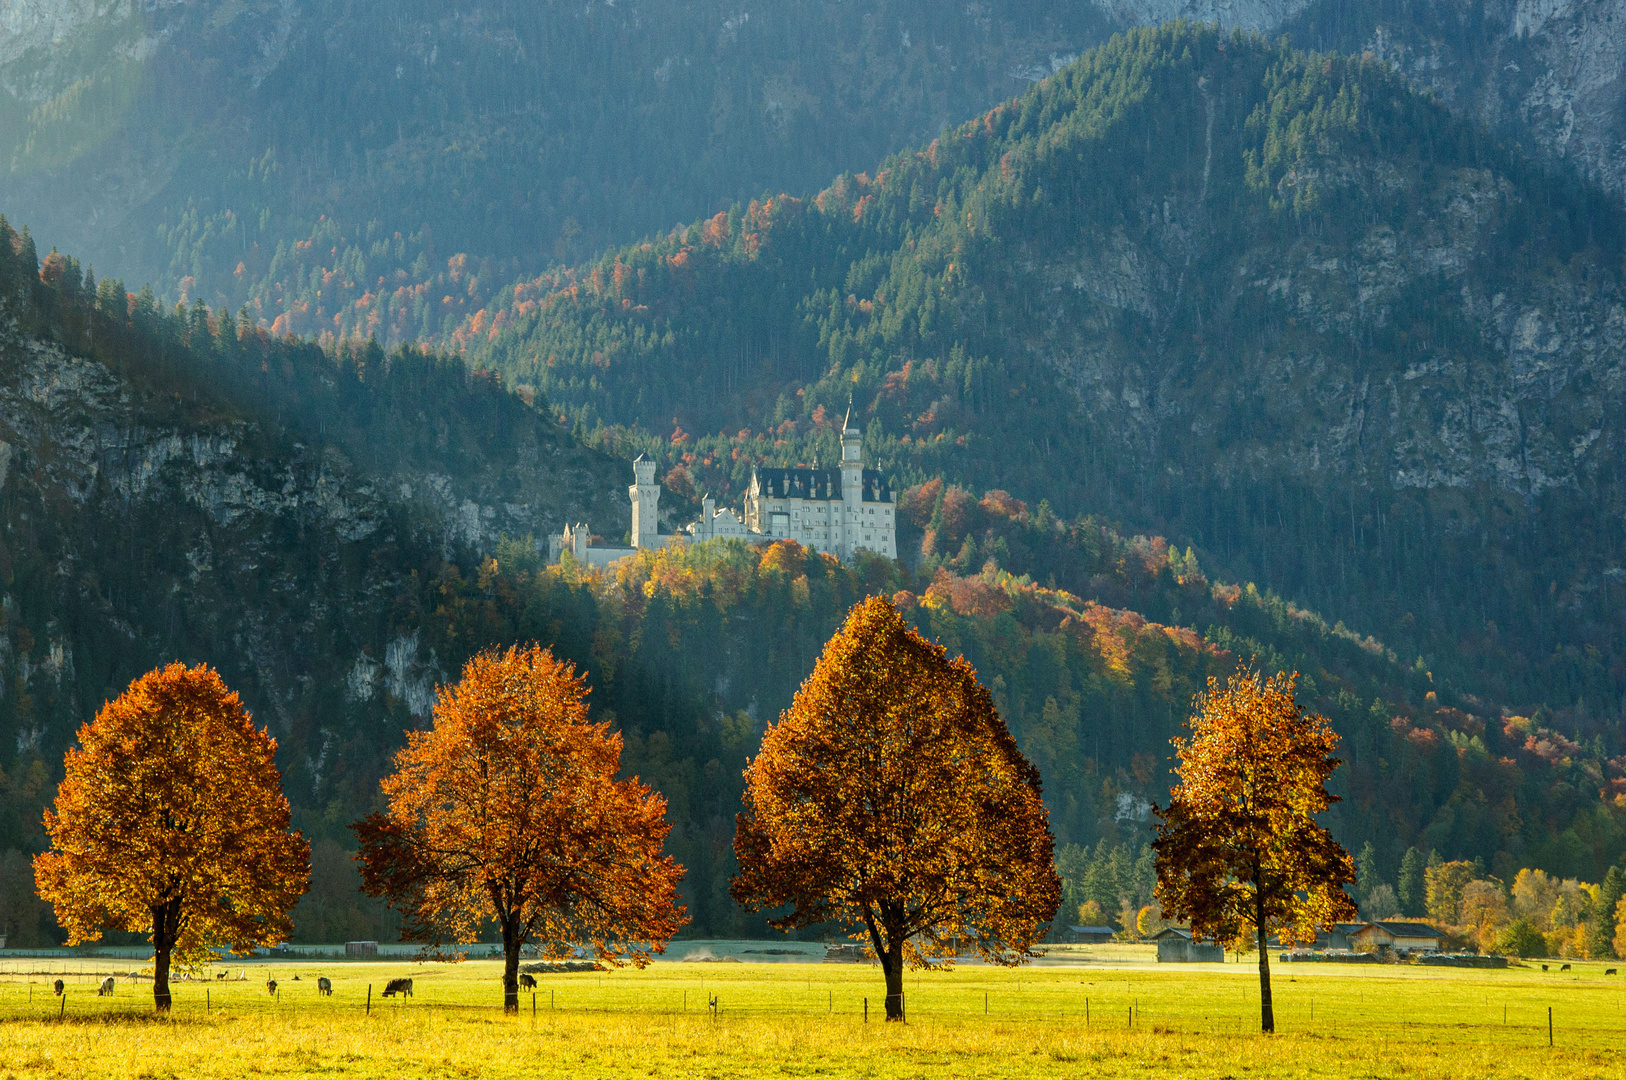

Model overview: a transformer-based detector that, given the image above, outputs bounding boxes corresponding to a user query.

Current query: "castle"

[549,409,895,566]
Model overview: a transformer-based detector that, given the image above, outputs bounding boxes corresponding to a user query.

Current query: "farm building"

[345,941,379,957]
[1351,922,1442,955]
[1059,925,1117,943]
[1272,922,1367,952]
[1152,927,1225,963]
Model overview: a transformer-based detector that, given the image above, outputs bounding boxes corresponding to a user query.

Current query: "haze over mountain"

[4,0,1626,340]
[467,24,1624,726]
[2,5,1625,944]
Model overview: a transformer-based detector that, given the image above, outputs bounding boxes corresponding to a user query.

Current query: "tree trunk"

[154,945,172,1013]
[151,898,180,1013]
[502,919,521,1015]
[862,905,906,1022]
[1255,892,1274,1033]
[882,937,906,1022]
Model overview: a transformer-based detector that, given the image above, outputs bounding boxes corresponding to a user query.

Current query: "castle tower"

[630,454,661,548]
[840,403,862,556]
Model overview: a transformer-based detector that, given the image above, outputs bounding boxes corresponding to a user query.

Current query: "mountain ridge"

[2,213,1625,947]
[457,24,1626,722]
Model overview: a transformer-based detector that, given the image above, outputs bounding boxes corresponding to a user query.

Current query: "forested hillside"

[0,0,1111,344]
[457,25,1625,742]
[9,0,1626,357]
[4,216,1623,950]
[0,217,633,945]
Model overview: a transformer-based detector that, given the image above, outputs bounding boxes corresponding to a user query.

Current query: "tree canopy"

[732,595,1059,1020]
[354,644,686,1012]
[33,663,309,1011]
[1153,666,1355,1033]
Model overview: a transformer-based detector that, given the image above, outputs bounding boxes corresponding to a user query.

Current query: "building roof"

[1151,927,1194,941]
[1363,921,1441,938]
[1069,925,1117,935]
[752,467,893,503]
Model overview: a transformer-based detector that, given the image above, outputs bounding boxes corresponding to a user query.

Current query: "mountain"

[1278,0,1626,203]
[0,0,1112,337]
[7,0,1626,351]
[0,213,1622,947]
[460,24,1626,730]
[0,215,636,942]
[4,8,1626,942]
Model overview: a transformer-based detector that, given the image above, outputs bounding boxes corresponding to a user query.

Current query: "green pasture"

[1,951,1624,1077]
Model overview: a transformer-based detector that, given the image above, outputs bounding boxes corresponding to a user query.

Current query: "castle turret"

[630,454,660,548]
[840,404,862,552]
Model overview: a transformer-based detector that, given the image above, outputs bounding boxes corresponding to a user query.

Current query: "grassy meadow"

[2,949,1624,1078]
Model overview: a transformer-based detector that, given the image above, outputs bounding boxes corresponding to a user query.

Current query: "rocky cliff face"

[1085,0,1626,202]
[1277,0,1626,200]
[0,262,632,786]
[1041,165,1626,510]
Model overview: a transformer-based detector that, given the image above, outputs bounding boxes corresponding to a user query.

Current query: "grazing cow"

[518,973,537,989]
[53,979,64,996]
[382,977,413,998]
[266,979,278,996]
[98,977,114,997]
[1561,963,1572,971]
[1542,964,1549,971]
[1608,969,1618,976]
[317,976,332,996]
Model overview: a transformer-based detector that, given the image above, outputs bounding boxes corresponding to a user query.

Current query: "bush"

[1494,917,1548,958]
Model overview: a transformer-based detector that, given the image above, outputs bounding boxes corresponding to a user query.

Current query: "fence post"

[864,997,868,1023]
[366,984,372,1016]
[59,993,66,1020]
[1548,1006,1553,1047]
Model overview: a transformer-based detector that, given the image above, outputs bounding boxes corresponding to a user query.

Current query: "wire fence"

[2,961,1624,1051]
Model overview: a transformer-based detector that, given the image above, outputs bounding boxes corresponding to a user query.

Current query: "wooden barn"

[1059,925,1118,944]
[1351,922,1442,956]
[1153,927,1225,963]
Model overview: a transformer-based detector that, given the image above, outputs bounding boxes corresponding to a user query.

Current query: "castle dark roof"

[753,467,893,503]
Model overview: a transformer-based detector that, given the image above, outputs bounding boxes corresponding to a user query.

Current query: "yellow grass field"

[2,948,1624,1078]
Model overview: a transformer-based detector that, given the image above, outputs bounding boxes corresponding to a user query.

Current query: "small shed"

[1060,925,1118,944]
[345,941,379,957]
[1153,927,1225,963]
[1352,921,1442,955]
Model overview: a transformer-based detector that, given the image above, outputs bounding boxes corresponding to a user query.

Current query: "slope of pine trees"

[2,216,1624,946]
[458,24,1626,739]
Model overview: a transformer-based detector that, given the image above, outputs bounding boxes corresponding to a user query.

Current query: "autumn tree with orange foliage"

[354,644,686,1013]
[732,596,1059,1021]
[33,663,309,1011]
[1153,666,1356,1033]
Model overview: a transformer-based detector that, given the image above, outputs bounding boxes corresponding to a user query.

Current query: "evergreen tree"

[1593,866,1625,959]
[1398,847,1427,917]
[1355,841,1381,901]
